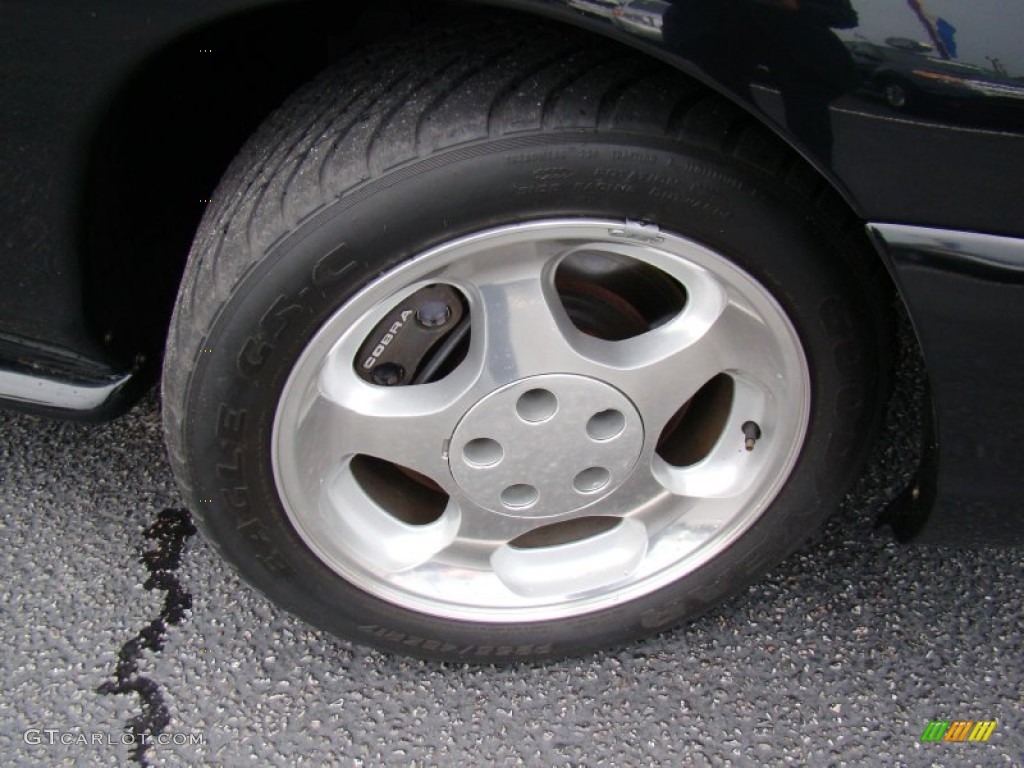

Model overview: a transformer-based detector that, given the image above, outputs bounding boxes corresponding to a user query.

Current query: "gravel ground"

[1,327,1021,767]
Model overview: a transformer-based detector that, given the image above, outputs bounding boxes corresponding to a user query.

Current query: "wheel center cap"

[448,375,644,518]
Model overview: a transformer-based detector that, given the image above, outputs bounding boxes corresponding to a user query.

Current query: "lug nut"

[416,301,451,328]
[371,362,405,386]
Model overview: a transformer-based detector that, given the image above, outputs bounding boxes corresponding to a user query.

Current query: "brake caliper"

[355,284,466,386]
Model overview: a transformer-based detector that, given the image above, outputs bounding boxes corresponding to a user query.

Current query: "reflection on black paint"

[847,38,1024,127]
[97,509,197,766]
[662,0,858,163]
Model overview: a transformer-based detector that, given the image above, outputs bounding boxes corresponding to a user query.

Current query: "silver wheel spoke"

[318,463,461,573]
[314,351,467,486]
[490,519,647,598]
[458,241,584,384]
[452,504,547,545]
[580,290,785,438]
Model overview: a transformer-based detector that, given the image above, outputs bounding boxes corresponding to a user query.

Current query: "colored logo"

[921,721,997,742]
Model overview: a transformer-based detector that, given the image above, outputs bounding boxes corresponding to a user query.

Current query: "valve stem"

[742,421,762,451]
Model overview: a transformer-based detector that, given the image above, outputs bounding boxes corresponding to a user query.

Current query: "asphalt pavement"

[0,327,1021,766]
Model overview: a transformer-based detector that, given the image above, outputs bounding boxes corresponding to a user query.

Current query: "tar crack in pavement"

[96,508,196,766]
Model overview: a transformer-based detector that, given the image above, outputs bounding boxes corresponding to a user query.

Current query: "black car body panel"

[871,225,1024,544]
[2,0,1023,541]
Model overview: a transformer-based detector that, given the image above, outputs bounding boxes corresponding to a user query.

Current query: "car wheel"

[882,80,909,109]
[163,20,886,661]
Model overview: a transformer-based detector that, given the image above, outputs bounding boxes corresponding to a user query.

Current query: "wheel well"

[79,0,892,371]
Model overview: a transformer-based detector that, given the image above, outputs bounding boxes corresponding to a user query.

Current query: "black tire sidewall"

[182,134,877,661]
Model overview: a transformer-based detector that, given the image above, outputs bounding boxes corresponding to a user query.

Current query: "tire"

[163,19,886,662]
